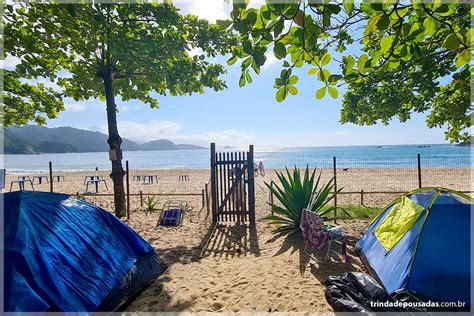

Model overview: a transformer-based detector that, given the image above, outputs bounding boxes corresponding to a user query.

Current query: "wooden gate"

[210,143,255,223]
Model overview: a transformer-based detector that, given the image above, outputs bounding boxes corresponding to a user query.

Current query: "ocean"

[2,144,471,173]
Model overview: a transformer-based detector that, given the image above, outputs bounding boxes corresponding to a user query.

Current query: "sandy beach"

[123,212,368,312]
[7,167,471,208]
[4,167,471,312]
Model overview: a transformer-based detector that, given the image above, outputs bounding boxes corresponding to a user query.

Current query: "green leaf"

[216,19,232,28]
[380,35,394,54]
[315,87,326,99]
[245,71,252,84]
[288,75,298,85]
[443,33,461,50]
[317,69,330,83]
[456,49,470,67]
[343,55,356,76]
[276,86,288,102]
[435,4,449,14]
[227,55,238,65]
[243,40,253,54]
[308,68,318,75]
[274,19,284,37]
[322,12,331,27]
[239,73,246,87]
[251,60,260,74]
[320,52,331,66]
[357,54,368,72]
[328,86,338,99]
[273,42,287,59]
[242,57,252,69]
[423,17,439,36]
[253,52,266,66]
[376,15,390,31]
[244,10,257,25]
[370,2,383,12]
[288,85,298,95]
[343,0,354,14]
[402,23,411,36]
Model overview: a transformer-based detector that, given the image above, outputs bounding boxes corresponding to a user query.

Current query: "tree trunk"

[103,69,126,218]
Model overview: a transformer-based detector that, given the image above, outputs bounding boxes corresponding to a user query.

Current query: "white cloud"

[263,52,279,69]
[178,0,229,23]
[187,46,203,57]
[107,120,183,143]
[1,56,21,70]
[248,0,266,9]
[176,129,254,147]
[336,130,349,135]
[103,120,254,147]
[64,102,87,112]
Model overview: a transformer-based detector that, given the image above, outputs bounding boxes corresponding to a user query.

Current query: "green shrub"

[264,166,347,235]
[144,196,158,215]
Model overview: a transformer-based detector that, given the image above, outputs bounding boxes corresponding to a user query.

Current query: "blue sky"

[7,0,448,148]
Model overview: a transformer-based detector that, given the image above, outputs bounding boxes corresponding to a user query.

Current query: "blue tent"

[356,188,471,307]
[3,191,167,312]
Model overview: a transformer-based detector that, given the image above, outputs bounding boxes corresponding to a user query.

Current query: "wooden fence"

[210,143,255,223]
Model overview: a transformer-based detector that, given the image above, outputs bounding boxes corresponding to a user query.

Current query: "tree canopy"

[4,3,234,216]
[4,3,233,123]
[223,0,471,143]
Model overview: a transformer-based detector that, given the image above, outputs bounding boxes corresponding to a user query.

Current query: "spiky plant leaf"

[264,165,343,236]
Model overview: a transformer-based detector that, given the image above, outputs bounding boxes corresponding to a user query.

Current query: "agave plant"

[144,196,159,215]
[264,166,345,235]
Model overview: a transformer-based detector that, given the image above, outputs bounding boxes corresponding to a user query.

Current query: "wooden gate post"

[126,160,130,220]
[248,145,255,223]
[210,143,218,222]
[49,161,53,193]
[333,156,337,222]
[205,182,210,218]
[417,153,422,188]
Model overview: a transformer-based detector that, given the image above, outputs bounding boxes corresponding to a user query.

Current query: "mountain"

[139,139,206,151]
[4,126,206,154]
[3,129,38,154]
[8,126,139,152]
[139,139,176,151]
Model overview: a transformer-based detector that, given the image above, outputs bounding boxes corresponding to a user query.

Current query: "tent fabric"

[408,203,470,304]
[3,191,167,312]
[356,188,472,307]
[374,196,424,252]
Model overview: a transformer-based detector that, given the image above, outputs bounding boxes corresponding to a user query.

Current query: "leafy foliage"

[4,3,234,216]
[264,166,344,235]
[3,72,64,127]
[225,1,471,143]
[4,3,234,112]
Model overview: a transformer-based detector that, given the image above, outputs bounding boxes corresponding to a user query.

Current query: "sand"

[7,167,471,208]
[4,167,471,312]
[123,212,368,313]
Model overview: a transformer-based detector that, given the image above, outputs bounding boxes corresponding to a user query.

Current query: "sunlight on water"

[3,144,470,172]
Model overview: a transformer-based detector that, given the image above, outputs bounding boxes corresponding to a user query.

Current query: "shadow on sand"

[268,230,362,282]
[124,220,261,312]
[194,222,261,260]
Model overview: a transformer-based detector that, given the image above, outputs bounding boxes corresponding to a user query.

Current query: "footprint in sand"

[212,302,223,311]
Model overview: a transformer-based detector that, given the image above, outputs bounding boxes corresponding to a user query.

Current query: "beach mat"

[158,208,184,227]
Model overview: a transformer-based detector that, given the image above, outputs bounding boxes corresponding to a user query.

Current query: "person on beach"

[258,161,265,177]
